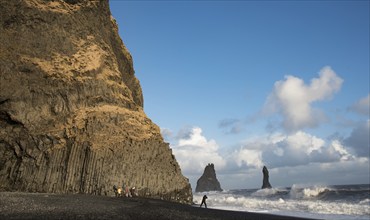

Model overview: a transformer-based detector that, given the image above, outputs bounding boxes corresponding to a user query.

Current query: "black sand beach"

[0,192,319,220]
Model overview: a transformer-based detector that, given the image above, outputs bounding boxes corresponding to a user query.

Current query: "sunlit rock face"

[0,0,192,204]
[195,163,222,192]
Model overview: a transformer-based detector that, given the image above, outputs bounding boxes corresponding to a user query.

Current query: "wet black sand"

[0,192,319,220]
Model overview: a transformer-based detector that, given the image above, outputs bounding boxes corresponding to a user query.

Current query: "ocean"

[193,184,370,220]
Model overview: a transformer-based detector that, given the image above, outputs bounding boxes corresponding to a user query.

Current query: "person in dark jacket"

[200,195,208,208]
[113,185,118,197]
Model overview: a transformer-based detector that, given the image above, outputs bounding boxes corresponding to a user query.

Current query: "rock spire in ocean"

[195,163,223,192]
[262,166,272,189]
[0,0,192,204]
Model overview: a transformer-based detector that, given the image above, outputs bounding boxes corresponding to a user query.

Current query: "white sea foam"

[193,185,370,220]
[251,188,280,197]
[302,187,328,198]
[359,198,370,205]
[290,184,330,199]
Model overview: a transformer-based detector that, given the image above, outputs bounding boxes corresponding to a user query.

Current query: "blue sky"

[110,0,369,190]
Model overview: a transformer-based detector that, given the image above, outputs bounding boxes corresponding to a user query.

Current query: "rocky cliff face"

[262,166,272,189]
[195,164,222,192]
[0,0,192,204]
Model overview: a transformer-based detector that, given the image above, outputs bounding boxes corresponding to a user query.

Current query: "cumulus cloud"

[349,94,370,116]
[171,127,226,174]
[230,133,283,169]
[168,125,367,189]
[344,120,370,157]
[269,159,369,187]
[232,131,356,169]
[218,118,245,134]
[263,66,343,131]
[160,127,173,141]
[234,149,263,168]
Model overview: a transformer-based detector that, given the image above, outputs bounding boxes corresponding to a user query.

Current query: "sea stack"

[262,166,272,189]
[195,163,223,192]
[0,0,192,204]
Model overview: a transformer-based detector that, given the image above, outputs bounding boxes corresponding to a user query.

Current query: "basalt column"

[261,166,272,189]
[0,0,192,204]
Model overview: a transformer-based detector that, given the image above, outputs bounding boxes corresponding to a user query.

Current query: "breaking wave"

[193,184,370,220]
[290,184,331,199]
[251,188,284,197]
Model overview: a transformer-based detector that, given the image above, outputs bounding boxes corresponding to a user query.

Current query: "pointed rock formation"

[195,163,222,192]
[0,0,192,204]
[261,166,272,189]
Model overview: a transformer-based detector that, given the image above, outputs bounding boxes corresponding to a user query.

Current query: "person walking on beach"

[113,185,118,197]
[200,195,208,208]
[117,187,123,197]
[125,186,132,197]
[130,187,138,197]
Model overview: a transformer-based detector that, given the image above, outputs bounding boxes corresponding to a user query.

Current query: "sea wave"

[252,188,278,197]
[194,193,369,217]
[359,198,370,205]
[193,184,370,220]
[290,184,331,199]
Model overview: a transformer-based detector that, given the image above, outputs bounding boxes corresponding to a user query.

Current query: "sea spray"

[193,184,370,220]
[290,184,331,199]
[252,188,279,197]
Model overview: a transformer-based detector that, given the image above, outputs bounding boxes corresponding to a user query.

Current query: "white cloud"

[263,66,343,131]
[218,118,245,134]
[284,131,325,154]
[349,94,370,116]
[232,131,356,169]
[160,127,173,140]
[171,127,226,175]
[218,157,369,189]
[270,159,370,187]
[178,127,217,149]
[167,126,367,189]
[330,140,354,161]
[225,131,368,188]
[344,120,370,157]
[234,149,263,168]
[230,133,283,169]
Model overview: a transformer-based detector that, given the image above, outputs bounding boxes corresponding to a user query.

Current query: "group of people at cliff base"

[113,184,138,198]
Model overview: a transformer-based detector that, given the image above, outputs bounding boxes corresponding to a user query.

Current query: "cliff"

[195,163,222,192]
[262,166,272,189]
[0,0,192,204]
